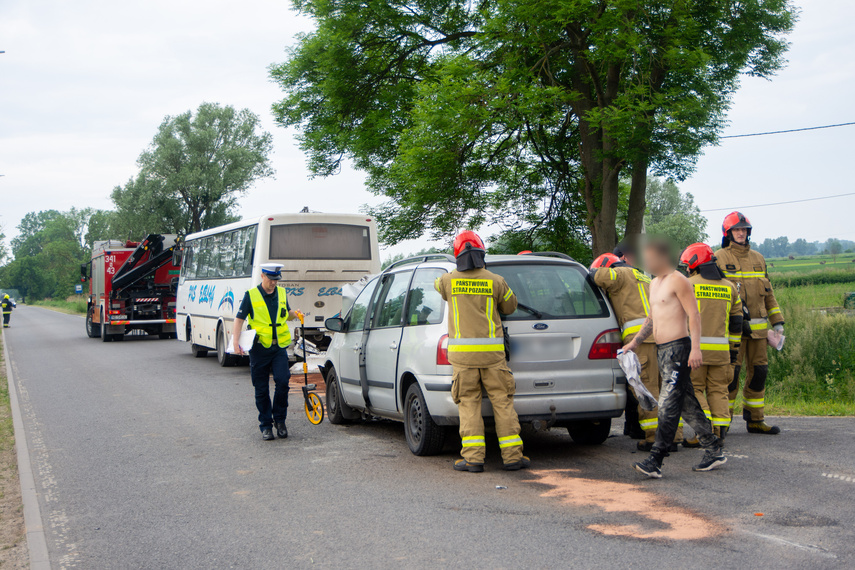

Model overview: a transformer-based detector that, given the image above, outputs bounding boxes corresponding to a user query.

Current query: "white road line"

[3,328,51,569]
[751,533,837,559]
[822,472,855,483]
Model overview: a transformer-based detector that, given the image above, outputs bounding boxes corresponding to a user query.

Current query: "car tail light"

[588,329,622,360]
[437,334,451,366]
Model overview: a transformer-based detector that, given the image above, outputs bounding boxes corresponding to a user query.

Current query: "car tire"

[325,366,352,425]
[404,383,446,456]
[216,325,236,367]
[86,307,100,338]
[567,418,612,445]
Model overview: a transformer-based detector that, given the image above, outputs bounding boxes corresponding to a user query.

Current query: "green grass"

[755,274,855,417]
[31,299,87,314]
[766,253,855,274]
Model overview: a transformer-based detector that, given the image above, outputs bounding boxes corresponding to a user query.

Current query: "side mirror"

[172,248,183,267]
[325,317,345,333]
[80,263,89,282]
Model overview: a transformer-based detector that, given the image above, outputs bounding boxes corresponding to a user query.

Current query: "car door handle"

[389,342,398,350]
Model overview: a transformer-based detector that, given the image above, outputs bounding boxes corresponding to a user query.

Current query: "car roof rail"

[382,253,455,273]
[520,251,576,262]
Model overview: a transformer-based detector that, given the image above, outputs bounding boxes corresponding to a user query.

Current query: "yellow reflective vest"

[715,243,784,340]
[593,266,653,344]
[247,286,291,348]
[435,267,517,367]
[689,274,742,365]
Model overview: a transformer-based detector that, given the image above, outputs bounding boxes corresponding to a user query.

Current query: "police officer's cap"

[260,263,284,280]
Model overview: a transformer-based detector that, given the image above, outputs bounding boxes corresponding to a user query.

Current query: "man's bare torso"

[649,271,691,344]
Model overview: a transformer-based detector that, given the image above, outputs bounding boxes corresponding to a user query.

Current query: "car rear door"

[490,262,619,397]
[363,270,414,413]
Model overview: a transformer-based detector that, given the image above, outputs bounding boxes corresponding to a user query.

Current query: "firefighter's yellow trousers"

[452,363,523,465]
[732,337,769,422]
[691,364,731,437]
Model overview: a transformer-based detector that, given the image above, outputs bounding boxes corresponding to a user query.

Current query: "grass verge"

[31,299,87,315]
[0,333,28,567]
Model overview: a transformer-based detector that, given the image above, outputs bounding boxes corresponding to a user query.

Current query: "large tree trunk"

[625,159,648,240]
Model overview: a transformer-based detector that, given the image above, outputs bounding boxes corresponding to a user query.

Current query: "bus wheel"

[216,325,236,367]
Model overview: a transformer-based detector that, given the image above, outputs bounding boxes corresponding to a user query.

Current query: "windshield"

[269,224,372,260]
[489,263,609,320]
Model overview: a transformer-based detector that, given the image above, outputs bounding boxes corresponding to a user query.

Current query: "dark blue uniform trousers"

[249,345,291,431]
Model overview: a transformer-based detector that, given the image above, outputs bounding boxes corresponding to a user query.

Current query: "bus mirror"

[325,317,345,333]
[172,248,183,267]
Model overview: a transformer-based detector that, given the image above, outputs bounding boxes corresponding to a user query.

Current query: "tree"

[271,0,796,254]
[642,178,708,251]
[0,223,9,266]
[828,239,843,263]
[112,103,274,236]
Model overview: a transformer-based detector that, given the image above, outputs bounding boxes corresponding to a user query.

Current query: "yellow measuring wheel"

[298,313,324,425]
[305,391,324,425]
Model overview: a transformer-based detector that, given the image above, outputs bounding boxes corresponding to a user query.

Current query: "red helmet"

[453,231,486,258]
[721,211,752,237]
[590,253,620,270]
[680,243,714,271]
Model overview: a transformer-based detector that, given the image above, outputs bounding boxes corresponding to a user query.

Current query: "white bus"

[176,212,381,366]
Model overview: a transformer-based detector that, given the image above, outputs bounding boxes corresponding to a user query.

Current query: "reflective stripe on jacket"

[715,243,783,339]
[247,286,291,348]
[435,267,517,367]
[690,275,742,366]
[593,266,653,343]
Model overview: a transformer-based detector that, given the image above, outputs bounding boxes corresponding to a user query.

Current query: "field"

[766,253,855,274]
[31,298,88,315]
[760,278,855,416]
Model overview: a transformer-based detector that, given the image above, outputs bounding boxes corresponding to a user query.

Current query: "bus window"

[269,224,372,260]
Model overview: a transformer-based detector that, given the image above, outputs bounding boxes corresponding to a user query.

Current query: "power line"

[700,192,855,213]
[721,121,855,139]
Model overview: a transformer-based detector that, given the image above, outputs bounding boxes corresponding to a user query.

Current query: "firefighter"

[2,294,15,328]
[590,252,681,452]
[716,212,784,435]
[680,243,743,445]
[435,231,529,472]
[232,264,303,441]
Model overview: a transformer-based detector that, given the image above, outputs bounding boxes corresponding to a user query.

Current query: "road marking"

[822,472,855,484]
[751,533,837,559]
[724,452,748,459]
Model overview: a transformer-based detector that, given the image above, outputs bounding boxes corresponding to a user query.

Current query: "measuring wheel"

[304,391,324,425]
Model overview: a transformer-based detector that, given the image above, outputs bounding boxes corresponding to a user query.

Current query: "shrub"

[771,268,855,288]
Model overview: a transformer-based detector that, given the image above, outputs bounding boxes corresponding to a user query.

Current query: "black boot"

[275,421,288,439]
[261,428,275,441]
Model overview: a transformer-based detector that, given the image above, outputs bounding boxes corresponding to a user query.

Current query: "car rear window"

[489,263,610,320]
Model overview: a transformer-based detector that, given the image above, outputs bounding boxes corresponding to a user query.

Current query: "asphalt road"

[5,305,855,569]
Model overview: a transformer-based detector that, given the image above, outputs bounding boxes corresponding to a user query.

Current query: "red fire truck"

[83,234,181,342]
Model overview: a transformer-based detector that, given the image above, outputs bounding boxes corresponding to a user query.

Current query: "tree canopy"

[112,102,274,236]
[643,178,708,250]
[271,0,796,254]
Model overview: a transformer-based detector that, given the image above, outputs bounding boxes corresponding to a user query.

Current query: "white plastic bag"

[767,329,785,351]
[616,349,658,411]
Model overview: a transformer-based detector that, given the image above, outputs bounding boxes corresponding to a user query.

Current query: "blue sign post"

[75,284,83,294]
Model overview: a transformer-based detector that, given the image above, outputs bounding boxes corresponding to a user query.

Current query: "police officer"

[2,294,15,328]
[716,212,784,435]
[680,243,743,444]
[590,252,682,451]
[232,264,303,441]
[435,231,529,472]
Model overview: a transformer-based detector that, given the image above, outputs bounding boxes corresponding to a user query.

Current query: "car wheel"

[325,366,351,425]
[86,307,100,338]
[404,383,446,456]
[567,418,612,445]
[216,325,236,367]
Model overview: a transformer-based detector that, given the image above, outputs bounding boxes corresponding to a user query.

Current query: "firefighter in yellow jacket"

[716,212,784,434]
[591,252,682,452]
[435,231,529,473]
[680,243,743,443]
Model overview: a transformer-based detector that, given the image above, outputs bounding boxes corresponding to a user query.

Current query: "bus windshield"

[269,223,373,260]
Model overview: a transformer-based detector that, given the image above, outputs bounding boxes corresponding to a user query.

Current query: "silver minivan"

[321,253,627,456]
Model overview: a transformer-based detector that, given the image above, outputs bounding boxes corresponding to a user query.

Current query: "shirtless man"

[623,238,727,478]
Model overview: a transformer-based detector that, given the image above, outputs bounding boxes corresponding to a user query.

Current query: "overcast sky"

[1,0,853,258]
